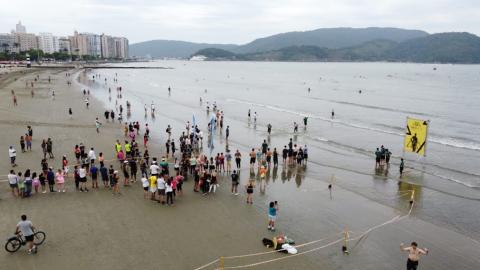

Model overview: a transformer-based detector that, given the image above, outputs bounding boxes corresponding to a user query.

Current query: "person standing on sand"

[112,171,120,195]
[231,170,239,195]
[401,242,428,270]
[268,201,278,231]
[46,138,54,159]
[55,169,66,192]
[246,180,255,204]
[47,168,55,192]
[400,158,405,177]
[20,136,26,152]
[13,95,18,106]
[8,170,19,197]
[25,133,32,151]
[9,146,17,167]
[95,118,102,133]
[235,150,241,169]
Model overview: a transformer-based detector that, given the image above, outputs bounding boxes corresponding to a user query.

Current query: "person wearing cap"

[112,171,120,195]
[122,160,130,186]
[160,157,169,175]
[150,158,160,177]
[9,146,17,167]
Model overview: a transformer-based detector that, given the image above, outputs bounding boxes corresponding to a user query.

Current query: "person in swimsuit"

[401,242,428,270]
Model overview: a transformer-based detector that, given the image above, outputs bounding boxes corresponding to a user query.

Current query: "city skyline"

[0,0,479,44]
[0,21,128,59]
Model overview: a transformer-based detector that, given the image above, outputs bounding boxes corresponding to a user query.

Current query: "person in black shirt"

[282,146,288,164]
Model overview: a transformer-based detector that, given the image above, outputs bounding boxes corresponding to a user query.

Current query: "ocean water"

[78,61,480,243]
[83,61,480,190]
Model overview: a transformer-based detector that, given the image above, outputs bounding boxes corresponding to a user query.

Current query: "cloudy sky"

[0,0,478,44]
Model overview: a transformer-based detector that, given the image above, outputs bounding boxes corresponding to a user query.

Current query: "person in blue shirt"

[90,164,98,189]
[100,165,109,188]
[268,201,278,231]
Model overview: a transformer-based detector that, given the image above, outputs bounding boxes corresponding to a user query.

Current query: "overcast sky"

[1,0,478,44]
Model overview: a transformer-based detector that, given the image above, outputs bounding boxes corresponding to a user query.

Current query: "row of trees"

[0,48,105,62]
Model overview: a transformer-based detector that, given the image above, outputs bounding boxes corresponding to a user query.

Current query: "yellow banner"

[404,118,428,156]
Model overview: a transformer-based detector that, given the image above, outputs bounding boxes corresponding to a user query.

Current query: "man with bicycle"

[15,215,36,254]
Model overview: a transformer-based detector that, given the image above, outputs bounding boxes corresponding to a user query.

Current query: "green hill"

[387,32,480,63]
[233,27,427,54]
[192,32,480,63]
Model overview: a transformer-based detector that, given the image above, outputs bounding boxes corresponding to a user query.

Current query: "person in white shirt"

[150,161,160,177]
[79,165,88,192]
[8,170,19,196]
[141,176,149,199]
[88,148,96,164]
[157,176,166,204]
[9,146,17,167]
[401,242,428,270]
[165,178,174,205]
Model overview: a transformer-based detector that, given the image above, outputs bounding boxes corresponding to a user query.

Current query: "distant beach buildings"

[0,21,129,59]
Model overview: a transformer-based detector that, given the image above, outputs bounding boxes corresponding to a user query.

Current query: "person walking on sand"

[68,108,73,118]
[401,242,428,270]
[9,146,17,167]
[13,95,18,106]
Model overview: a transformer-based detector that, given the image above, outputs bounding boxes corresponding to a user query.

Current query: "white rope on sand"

[197,200,415,270]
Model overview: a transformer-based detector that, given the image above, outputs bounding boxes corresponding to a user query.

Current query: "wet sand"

[0,68,479,270]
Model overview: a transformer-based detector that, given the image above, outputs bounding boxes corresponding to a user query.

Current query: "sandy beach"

[1,66,479,270]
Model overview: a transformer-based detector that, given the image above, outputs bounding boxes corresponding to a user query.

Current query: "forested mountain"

[191,33,480,63]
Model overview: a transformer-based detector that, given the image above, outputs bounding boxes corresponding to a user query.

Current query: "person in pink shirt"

[175,173,184,196]
[55,169,66,192]
[117,150,125,164]
[171,176,178,198]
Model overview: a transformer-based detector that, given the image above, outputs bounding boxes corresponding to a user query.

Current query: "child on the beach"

[268,201,279,231]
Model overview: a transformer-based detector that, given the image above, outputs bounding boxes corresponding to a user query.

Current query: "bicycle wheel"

[33,231,46,245]
[5,238,22,253]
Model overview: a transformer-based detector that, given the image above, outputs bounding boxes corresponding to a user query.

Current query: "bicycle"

[5,231,46,253]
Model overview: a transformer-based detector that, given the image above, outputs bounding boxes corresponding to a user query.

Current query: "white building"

[16,21,26,34]
[37,32,56,53]
[114,37,129,59]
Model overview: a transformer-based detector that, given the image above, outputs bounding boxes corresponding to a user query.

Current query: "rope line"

[194,196,416,270]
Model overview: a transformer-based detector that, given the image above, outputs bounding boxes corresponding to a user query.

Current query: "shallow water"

[79,61,480,243]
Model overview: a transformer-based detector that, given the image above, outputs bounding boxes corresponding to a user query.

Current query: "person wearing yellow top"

[114,140,122,153]
[149,175,157,200]
[125,141,131,157]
